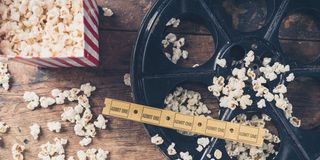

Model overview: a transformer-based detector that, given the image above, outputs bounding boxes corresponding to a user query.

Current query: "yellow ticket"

[102,98,266,147]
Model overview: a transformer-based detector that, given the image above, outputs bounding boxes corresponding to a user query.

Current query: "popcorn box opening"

[0,0,99,68]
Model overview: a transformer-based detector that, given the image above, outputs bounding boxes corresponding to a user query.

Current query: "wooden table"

[0,0,319,159]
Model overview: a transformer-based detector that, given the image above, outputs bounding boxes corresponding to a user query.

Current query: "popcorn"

[67,88,80,101]
[162,32,189,64]
[262,57,272,66]
[78,95,90,108]
[214,149,222,159]
[0,62,10,90]
[151,134,163,145]
[51,89,66,105]
[38,138,68,160]
[102,7,113,17]
[79,137,92,147]
[196,137,210,152]
[47,121,62,133]
[23,91,39,102]
[61,107,79,123]
[29,123,41,140]
[77,148,109,160]
[273,84,287,94]
[286,73,295,82]
[80,83,96,97]
[216,58,226,68]
[0,122,9,133]
[167,142,177,155]
[238,95,252,109]
[12,143,25,160]
[94,114,108,129]
[166,18,180,28]
[257,99,266,108]
[289,116,301,127]
[244,50,255,67]
[39,97,55,108]
[123,73,131,87]
[180,151,192,160]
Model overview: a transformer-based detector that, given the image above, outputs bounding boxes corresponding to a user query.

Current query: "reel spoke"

[291,63,320,77]
[263,0,290,41]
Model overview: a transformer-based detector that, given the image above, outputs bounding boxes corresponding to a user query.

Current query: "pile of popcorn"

[21,83,109,159]
[0,0,84,57]
[225,114,280,160]
[162,18,190,64]
[208,50,301,127]
[164,87,212,136]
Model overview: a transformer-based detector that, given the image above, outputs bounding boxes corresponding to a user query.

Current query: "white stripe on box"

[81,56,97,67]
[44,58,69,67]
[91,0,100,23]
[84,0,99,25]
[84,9,99,36]
[84,25,98,46]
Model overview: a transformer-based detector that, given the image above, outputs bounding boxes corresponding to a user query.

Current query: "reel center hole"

[230,45,246,61]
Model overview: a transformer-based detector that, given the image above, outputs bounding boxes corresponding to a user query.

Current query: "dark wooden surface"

[0,0,319,159]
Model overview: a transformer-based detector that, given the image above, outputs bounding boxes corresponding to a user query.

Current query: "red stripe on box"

[69,57,91,67]
[84,49,99,66]
[83,1,98,27]
[84,34,99,53]
[84,17,98,39]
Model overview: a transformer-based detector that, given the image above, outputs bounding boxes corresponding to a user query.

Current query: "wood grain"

[0,0,319,159]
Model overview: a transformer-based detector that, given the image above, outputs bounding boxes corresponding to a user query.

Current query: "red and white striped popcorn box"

[4,0,99,68]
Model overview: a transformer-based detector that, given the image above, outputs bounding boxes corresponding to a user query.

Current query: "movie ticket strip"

[102,98,266,147]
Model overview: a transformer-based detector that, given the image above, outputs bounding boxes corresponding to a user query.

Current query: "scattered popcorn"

[123,73,131,87]
[47,121,62,133]
[102,7,113,17]
[12,143,25,160]
[0,0,85,57]
[68,157,75,160]
[77,148,109,160]
[196,137,210,152]
[80,83,96,97]
[289,116,301,127]
[39,97,55,108]
[244,50,255,67]
[94,115,108,129]
[273,84,287,94]
[151,134,164,145]
[79,137,92,147]
[0,122,9,133]
[23,91,40,110]
[61,107,79,123]
[29,123,41,140]
[51,89,66,105]
[162,32,189,64]
[0,62,10,90]
[262,57,272,66]
[257,99,266,108]
[225,114,279,160]
[38,138,68,160]
[214,149,222,159]
[286,73,295,82]
[78,95,90,108]
[216,58,226,68]
[180,151,192,160]
[167,142,177,155]
[238,95,253,109]
[166,18,180,28]
[66,88,80,101]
